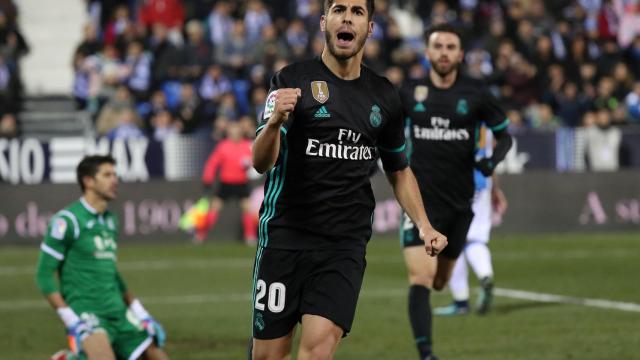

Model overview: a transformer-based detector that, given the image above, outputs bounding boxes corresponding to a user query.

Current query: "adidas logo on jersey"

[314,106,331,118]
[414,103,426,112]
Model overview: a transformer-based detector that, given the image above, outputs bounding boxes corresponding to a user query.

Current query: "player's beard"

[325,30,367,61]
[432,60,460,78]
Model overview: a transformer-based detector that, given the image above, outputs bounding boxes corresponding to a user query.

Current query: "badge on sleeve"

[263,90,277,120]
[51,218,68,240]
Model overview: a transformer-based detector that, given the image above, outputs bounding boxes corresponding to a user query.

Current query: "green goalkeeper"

[35,155,169,360]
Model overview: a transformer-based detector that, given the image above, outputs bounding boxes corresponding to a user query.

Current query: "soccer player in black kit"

[251,1,447,359]
[400,24,513,360]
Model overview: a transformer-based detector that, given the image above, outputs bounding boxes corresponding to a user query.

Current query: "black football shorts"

[250,245,366,339]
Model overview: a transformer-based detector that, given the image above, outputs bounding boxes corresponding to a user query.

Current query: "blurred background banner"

[2,170,637,244]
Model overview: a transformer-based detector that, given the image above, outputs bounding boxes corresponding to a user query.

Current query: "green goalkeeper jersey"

[36,198,127,316]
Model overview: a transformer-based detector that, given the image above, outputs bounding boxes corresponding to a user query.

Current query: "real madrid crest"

[414,85,428,103]
[311,81,330,103]
[370,105,382,127]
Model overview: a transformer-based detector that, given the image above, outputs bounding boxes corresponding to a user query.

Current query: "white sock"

[449,256,469,301]
[465,242,493,280]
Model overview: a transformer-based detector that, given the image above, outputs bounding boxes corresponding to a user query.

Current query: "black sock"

[409,285,433,358]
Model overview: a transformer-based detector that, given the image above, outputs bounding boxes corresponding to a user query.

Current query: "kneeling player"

[36,155,169,360]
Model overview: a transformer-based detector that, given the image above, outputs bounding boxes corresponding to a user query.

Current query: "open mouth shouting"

[336,29,356,47]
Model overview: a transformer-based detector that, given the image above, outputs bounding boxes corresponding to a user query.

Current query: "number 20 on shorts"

[255,280,286,313]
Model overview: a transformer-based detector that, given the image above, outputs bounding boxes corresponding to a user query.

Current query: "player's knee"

[433,276,449,291]
[408,273,434,288]
[300,341,338,360]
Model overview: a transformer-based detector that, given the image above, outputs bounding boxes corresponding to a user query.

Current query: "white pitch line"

[494,288,640,313]
[2,288,639,314]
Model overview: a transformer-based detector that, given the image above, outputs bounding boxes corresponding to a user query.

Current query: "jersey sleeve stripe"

[489,118,510,132]
[378,143,406,153]
[58,210,80,239]
[256,124,288,134]
[40,243,65,261]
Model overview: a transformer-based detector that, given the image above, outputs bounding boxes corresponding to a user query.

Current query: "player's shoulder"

[276,58,322,79]
[362,64,396,91]
[456,73,490,92]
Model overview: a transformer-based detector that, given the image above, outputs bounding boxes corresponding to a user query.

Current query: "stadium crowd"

[5,0,640,168]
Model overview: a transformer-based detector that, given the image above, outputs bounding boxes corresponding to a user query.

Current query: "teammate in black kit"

[250,1,447,359]
[400,24,513,360]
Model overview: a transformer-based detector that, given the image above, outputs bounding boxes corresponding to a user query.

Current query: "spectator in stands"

[249,86,267,121]
[75,23,101,56]
[148,23,181,87]
[555,81,589,127]
[0,53,17,113]
[528,103,560,132]
[122,40,152,101]
[244,0,272,45]
[95,44,124,104]
[625,81,640,123]
[216,92,239,121]
[285,18,310,61]
[207,1,234,48]
[0,111,17,138]
[103,4,133,46]
[96,85,135,136]
[611,61,634,99]
[176,82,205,134]
[199,63,232,108]
[507,108,528,135]
[72,51,92,110]
[106,107,144,140]
[181,19,212,82]
[594,76,620,112]
[140,89,169,127]
[138,0,184,44]
[584,108,622,171]
[249,24,289,66]
[150,109,179,141]
[216,19,250,76]
[624,35,640,78]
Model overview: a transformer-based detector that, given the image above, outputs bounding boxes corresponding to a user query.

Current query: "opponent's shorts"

[73,309,151,360]
[217,183,250,200]
[251,246,366,339]
[467,189,492,243]
[400,206,473,259]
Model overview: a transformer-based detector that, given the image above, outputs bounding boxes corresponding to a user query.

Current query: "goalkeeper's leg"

[82,332,116,360]
[142,344,169,360]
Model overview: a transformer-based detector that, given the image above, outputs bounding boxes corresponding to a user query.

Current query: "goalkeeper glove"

[475,158,495,177]
[57,307,93,355]
[130,299,166,347]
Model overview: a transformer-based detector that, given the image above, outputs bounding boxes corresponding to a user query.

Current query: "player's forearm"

[35,252,61,295]
[252,122,282,173]
[490,129,512,165]
[387,168,432,230]
[45,292,68,310]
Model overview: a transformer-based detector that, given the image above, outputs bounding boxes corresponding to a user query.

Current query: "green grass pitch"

[1,233,638,359]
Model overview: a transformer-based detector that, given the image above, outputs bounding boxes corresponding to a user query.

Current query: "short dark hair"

[324,0,375,19]
[425,23,463,48]
[77,155,116,192]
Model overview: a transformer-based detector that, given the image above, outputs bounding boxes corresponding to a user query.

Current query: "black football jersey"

[257,58,407,250]
[401,74,508,211]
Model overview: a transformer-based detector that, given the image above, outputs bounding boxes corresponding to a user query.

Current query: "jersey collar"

[80,197,98,214]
